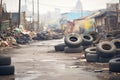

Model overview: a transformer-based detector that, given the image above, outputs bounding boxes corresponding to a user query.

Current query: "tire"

[81,34,93,46]
[86,53,99,62]
[113,55,120,58]
[85,47,97,58]
[106,33,113,38]
[111,30,120,37]
[54,43,66,51]
[109,58,120,72]
[85,47,96,54]
[0,65,15,76]
[96,41,116,58]
[64,33,82,48]
[98,57,111,63]
[0,56,11,66]
[88,31,100,44]
[64,46,83,53]
[115,34,120,39]
[111,39,120,55]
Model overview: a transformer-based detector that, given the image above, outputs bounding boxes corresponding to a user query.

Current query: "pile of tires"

[54,33,83,53]
[0,56,15,76]
[32,31,63,41]
[15,34,31,44]
[85,47,98,62]
[109,57,120,72]
[97,41,116,62]
[32,32,53,40]
[64,33,83,53]
[111,39,120,56]
[85,41,116,63]
[54,33,94,53]
[108,39,120,72]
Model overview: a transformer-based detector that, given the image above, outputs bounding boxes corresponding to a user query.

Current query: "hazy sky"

[3,0,119,14]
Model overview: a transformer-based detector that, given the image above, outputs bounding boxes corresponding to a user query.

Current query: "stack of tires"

[97,41,116,62]
[109,39,120,72]
[85,41,116,63]
[64,33,83,53]
[54,33,94,53]
[0,56,15,76]
[109,57,120,72]
[85,47,98,62]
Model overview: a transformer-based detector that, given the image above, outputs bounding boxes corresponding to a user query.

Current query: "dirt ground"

[0,39,120,80]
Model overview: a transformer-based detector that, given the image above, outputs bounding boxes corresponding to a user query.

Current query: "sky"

[2,0,119,14]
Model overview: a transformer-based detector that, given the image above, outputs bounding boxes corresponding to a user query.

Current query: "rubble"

[32,31,63,40]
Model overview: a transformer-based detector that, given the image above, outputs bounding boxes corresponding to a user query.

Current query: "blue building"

[61,11,93,21]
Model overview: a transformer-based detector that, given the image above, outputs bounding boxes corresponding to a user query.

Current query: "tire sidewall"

[64,33,82,48]
[97,41,116,58]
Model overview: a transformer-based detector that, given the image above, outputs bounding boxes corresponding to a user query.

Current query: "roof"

[94,10,117,18]
[61,11,93,21]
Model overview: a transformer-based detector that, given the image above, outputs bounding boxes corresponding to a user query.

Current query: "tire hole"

[91,49,96,51]
[102,44,111,50]
[84,36,90,40]
[70,37,78,42]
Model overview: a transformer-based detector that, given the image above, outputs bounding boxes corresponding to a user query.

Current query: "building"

[94,10,117,32]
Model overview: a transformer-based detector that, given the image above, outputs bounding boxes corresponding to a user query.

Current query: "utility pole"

[18,0,21,28]
[24,0,27,29]
[117,1,120,29]
[37,0,40,32]
[0,0,2,31]
[1,0,2,5]
[32,0,34,31]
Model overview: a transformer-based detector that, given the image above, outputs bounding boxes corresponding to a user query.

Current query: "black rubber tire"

[88,31,100,44]
[64,33,82,48]
[98,57,111,63]
[81,34,93,46]
[111,30,120,37]
[0,56,11,66]
[85,47,97,58]
[64,46,83,53]
[86,53,99,62]
[54,43,66,51]
[109,58,120,72]
[96,41,116,58]
[113,55,120,58]
[111,39,120,55]
[85,47,96,54]
[0,65,15,76]
[115,34,120,39]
